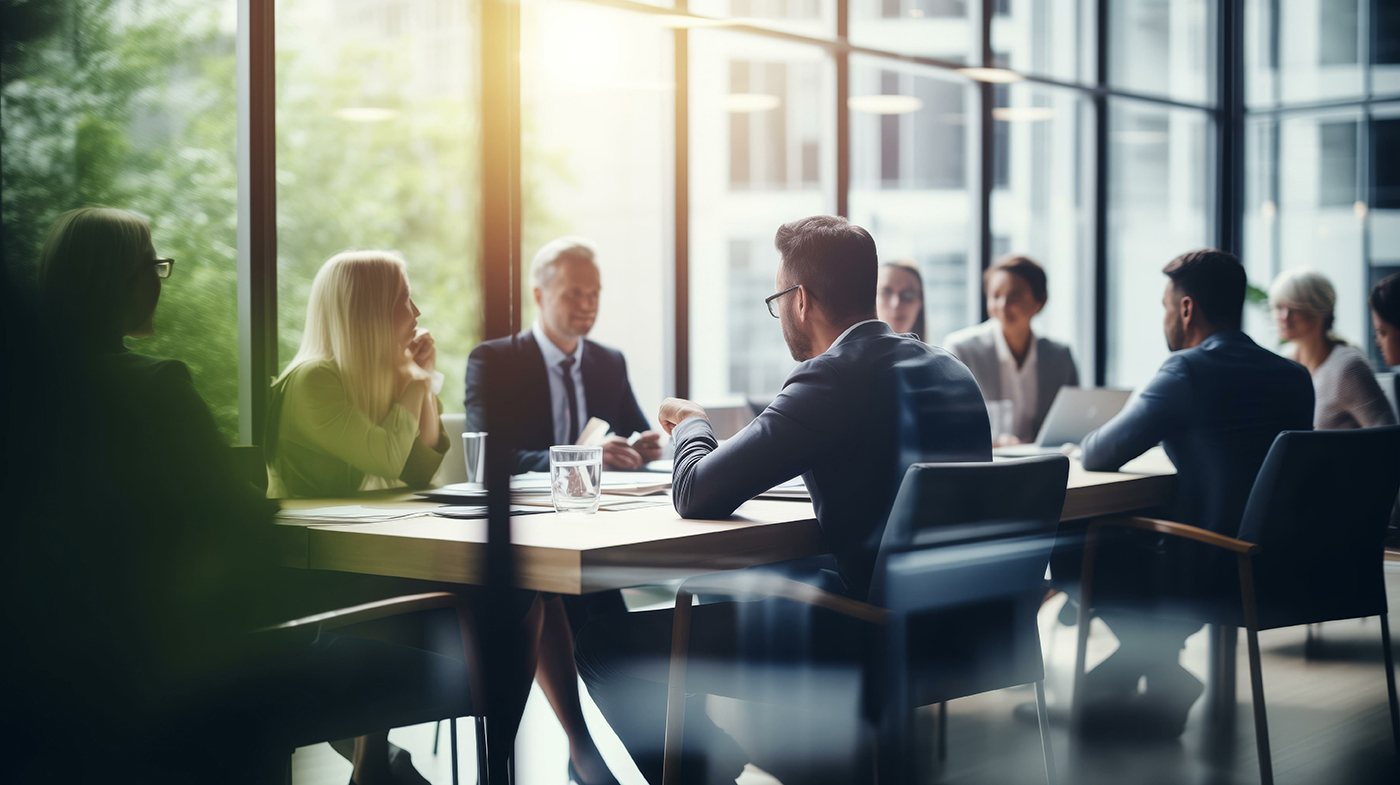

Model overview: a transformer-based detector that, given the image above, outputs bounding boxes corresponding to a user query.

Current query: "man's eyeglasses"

[765,284,800,318]
[153,258,175,279]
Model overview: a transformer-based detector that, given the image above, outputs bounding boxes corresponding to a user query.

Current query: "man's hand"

[632,430,663,462]
[601,435,643,470]
[657,398,708,435]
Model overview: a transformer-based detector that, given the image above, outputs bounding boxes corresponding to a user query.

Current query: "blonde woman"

[268,251,619,785]
[1270,268,1396,430]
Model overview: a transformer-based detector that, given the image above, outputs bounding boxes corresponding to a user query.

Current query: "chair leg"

[434,719,443,755]
[450,717,460,785]
[1036,680,1052,783]
[662,589,696,785]
[937,701,948,763]
[474,717,489,785]
[1238,555,1273,785]
[1380,614,1400,757]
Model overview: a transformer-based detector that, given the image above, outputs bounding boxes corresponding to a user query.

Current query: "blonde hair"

[38,207,153,345]
[279,251,408,422]
[1268,268,1347,345]
[530,236,597,289]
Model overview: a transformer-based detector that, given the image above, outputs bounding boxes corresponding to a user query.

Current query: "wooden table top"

[275,450,1176,594]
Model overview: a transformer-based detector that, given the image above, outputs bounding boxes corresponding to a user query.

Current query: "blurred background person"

[1372,272,1400,369]
[1270,268,1396,430]
[944,255,1080,444]
[875,259,925,340]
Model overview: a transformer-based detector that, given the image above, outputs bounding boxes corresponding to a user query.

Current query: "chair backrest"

[871,456,1069,706]
[433,412,469,486]
[229,444,268,493]
[1237,426,1400,629]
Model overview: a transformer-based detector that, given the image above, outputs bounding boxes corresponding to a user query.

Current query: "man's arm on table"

[464,343,550,474]
[667,359,843,519]
[1080,354,1189,472]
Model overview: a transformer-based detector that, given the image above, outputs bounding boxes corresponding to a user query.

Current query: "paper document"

[755,476,809,501]
[275,506,426,526]
[576,417,611,446]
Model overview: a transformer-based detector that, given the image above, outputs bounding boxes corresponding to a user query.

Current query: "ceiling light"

[335,107,399,122]
[726,93,781,112]
[848,95,924,114]
[991,106,1055,122]
[957,67,1024,84]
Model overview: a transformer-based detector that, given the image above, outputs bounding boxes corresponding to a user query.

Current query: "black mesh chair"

[1072,426,1400,785]
[661,455,1070,785]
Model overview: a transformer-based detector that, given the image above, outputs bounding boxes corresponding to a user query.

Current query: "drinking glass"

[987,399,1015,444]
[462,432,486,484]
[549,445,603,514]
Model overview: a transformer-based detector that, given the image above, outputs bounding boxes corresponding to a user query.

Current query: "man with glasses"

[574,215,991,785]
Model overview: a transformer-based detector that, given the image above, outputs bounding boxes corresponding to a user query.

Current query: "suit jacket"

[943,319,1080,440]
[670,321,992,599]
[464,330,651,474]
[1081,330,1314,537]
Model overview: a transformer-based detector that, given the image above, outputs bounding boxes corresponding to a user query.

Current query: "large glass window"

[849,57,976,347]
[991,83,1095,365]
[519,0,673,421]
[274,0,482,411]
[1106,98,1215,388]
[689,31,835,404]
[1246,0,1365,107]
[1,0,242,437]
[849,0,980,64]
[992,0,1095,84]
[1108,0,1216,106]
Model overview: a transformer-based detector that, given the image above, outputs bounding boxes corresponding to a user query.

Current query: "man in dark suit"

[574,216,991,785]
[463,236,662,474]
[1072,249,1314,736]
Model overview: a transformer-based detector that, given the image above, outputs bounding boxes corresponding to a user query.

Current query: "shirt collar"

[992,323,1037,369]
[532,320,584,368]
[825,319,886,354]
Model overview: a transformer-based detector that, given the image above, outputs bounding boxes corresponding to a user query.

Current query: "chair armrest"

[258,591,461,634]
[1091,516,1261,555]
[679,572,889,625]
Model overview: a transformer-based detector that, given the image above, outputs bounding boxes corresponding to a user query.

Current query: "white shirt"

[993,327,1039,443]
[532,320,588,446]
[825,319,885,354]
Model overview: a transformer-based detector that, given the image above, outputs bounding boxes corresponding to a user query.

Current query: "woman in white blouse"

[1269,268,1397,430]
[944,255,1080,445]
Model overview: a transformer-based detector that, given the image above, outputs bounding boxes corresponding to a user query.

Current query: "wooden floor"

[291,567,1400,785]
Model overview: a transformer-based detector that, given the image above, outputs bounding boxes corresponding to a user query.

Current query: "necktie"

[560,356,579,444]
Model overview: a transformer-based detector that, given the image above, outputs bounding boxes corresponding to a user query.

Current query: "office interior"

[4,0,1400,784]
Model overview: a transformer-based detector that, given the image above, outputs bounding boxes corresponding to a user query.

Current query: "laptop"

[993,387,1133,457]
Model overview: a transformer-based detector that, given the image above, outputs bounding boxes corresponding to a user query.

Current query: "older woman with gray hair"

[1269,267,1396,430]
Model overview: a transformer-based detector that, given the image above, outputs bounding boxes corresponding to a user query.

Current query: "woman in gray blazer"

[943,255,1079,444]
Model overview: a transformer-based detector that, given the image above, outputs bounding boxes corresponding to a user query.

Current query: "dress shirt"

[993,326,1039,443]
[532,320,588,446]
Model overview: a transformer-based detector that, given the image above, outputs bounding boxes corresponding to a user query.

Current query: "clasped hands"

[600,397,710,470]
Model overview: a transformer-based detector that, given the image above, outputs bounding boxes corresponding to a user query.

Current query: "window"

[849,0,979,62]
[274,0,482,412]
[1247,0,1365,106]
[519,0,673,420]
[850,57,976,346]
[689,31,835,403]
[991,0,1095,84]
[1108,0,1216,106]
[1,0,242,437]
[1106,98,1215,388]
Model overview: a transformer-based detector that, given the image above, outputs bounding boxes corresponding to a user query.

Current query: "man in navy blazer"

[463,236,661,474]
[1073,249,1314,736]
[574,216,990,785]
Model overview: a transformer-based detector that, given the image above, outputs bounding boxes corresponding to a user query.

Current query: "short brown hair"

[1162,249,1246,330]
[983,255,1047,304]
[774,215,878,322]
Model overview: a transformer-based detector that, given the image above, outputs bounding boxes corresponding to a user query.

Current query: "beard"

[781,313,813,361]
[1164,315,1185,352]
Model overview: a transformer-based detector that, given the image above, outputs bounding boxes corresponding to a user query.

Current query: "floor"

[292,567,1400,785]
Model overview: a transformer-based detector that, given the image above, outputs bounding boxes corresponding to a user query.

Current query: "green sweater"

[265,359,449,498]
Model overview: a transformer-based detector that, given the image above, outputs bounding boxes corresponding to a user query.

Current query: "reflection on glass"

[849,0,979,64]
[991,0,1094,84]
[275,0,482,413]
[849,57,975,347]
[1,0,241,436]
[690,31,835,402]
[1245,0,1365,107]
[1106,98,1214,388]
[1108,0,1215,105]
[991,83,1093,366]
[519,0,673,420]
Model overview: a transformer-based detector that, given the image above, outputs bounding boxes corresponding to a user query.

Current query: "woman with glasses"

[1269,268,1396,430]
[944,254,1080,445]
[875,259,926,341]
[267,250,620,785]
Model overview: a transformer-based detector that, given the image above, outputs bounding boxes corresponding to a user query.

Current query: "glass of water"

[549,445,603,514]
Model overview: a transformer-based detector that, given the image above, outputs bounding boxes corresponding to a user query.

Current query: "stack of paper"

[756,476,809,501]
[275,506,426,526]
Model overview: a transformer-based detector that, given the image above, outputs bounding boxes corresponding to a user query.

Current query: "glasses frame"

[764,284,800,318]
[153,258,175,279]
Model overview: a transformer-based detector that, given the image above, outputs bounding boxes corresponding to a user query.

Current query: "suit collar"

[826,319,889,354]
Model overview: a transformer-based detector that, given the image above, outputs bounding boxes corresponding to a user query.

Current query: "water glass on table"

[549,445,603,514]
[462,432,486,484]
